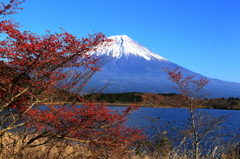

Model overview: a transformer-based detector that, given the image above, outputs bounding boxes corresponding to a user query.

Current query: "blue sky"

[4,0,240,83]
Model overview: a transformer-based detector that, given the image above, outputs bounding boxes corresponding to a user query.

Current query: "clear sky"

[3,0,240,83]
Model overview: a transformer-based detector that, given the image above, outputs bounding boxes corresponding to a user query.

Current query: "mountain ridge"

[85,35,240,98]
[90,35,168,61]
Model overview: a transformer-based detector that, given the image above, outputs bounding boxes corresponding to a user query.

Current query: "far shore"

[42,102,240,110]
[44,102,175,108]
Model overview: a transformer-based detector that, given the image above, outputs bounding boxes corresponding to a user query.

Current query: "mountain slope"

[90,35,167,61]
[85,35,240,98]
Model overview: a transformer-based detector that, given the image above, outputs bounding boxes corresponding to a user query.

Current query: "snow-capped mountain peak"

[93,35,168,61]
[84,35,240,98]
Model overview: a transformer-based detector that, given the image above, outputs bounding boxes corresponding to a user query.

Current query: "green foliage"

[157,93,177,96]
[84,92,142,103]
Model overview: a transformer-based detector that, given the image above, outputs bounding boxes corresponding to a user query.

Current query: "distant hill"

[83,92,240,110]
[84,35,240,98]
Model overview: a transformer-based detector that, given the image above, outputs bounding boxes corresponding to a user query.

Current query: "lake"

[109,106,240,146]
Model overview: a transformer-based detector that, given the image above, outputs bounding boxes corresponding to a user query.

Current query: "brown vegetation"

[139,93,240,109]
[1,133,239,159]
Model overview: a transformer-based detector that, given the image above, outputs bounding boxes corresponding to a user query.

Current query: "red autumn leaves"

[0,1,145,157]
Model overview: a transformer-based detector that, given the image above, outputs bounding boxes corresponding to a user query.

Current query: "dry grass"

[0,134,91,159]
[0,133,239,159]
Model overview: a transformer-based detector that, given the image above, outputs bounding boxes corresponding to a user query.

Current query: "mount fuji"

[85,35,240,98]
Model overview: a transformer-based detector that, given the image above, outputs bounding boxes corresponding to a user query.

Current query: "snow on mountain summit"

[92,35,168,61]
[84,35,240,98]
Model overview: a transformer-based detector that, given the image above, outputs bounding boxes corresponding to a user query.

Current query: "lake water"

[109,106,240,145]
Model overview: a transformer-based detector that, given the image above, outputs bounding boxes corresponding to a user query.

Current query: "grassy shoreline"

[44,102,240,110]
[44,102,181,108]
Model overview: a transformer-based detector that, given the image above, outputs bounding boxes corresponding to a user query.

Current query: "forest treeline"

[83,92,143,103]
[139,93,240,110]
[82,92,240,110]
